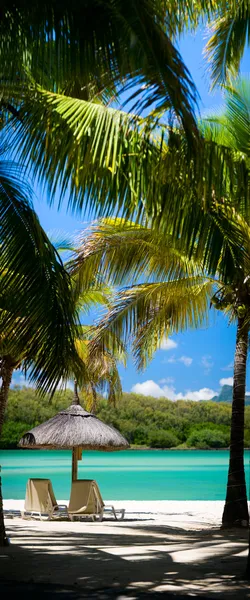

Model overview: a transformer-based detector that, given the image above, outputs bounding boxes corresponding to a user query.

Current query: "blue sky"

[12,27,250,400]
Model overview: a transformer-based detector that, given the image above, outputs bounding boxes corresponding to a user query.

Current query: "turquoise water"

[1,449,250,500]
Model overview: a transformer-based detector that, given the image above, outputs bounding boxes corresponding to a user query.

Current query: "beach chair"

[68,479,125,521]
[22,478,68,520]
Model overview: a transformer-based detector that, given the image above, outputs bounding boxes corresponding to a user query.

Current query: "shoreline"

[4,499,228,527]
[2,446,249,451]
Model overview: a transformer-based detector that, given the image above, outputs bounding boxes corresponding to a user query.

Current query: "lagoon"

[1,449,250,501]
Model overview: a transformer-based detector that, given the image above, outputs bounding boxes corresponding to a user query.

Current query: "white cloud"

[160,337,177,351]
[221,361,234,372]
[175,388,218,401]
[158,377,174,384]
[164,355,177,364]
[220,377,234,386]
[163,355,192,367]
[201,355,214,375]
[179,356,193,367]
[131,380,217,402]
[131,380,174,399]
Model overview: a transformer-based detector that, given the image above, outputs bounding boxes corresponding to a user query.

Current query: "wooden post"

[72,447,78,481]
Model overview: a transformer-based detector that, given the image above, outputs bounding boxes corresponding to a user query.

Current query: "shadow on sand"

[1,517,249,599]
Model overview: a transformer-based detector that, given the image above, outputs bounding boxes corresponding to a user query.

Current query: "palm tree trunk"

[245,530,250,578]
[222,318,249,527]
[0,356,14,546]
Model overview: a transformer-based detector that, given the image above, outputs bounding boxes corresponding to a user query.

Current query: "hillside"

[212,385,250,405]
[1,385,250,450]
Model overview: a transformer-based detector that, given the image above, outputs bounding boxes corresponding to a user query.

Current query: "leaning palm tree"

[71,79,250,528]
[72,208,250,530]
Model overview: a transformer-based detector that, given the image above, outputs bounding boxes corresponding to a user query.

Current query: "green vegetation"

[2,387,250,451]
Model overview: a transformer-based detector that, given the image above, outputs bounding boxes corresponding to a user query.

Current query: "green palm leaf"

[95,278,213,370]
[0,160,80,393]
[206,2,250,88]
[71,205,250,370]
[9,87,162,217]
[72,217,201,287]
[0,0,201,142]
[71,218,216,369]
[73,324,125,411]
[10,86,249,252]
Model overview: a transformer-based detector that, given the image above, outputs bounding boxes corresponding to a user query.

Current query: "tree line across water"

[2,386,250,450]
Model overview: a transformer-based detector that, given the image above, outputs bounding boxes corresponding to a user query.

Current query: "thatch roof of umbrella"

[19,382,129,452]
[19,381,129,482]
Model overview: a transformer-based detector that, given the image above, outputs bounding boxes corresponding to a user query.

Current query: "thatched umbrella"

[19,381,129,481]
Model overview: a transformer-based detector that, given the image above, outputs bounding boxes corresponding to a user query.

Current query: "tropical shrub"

[148,430,180,448]
[187,428,230,449]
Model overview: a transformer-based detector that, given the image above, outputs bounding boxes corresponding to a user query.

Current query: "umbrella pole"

[72,447,78,481]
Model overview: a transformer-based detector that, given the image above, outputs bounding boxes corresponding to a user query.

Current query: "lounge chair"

[22,478,68,520]
[68,479,125,521]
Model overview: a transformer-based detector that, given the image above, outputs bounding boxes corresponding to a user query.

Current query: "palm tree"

[203,80,250,526]
[71,79,250,528]
[72,207,250,529]
[0,158,82,546]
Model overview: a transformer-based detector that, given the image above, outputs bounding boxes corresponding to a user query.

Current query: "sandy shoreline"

[4,499,227,528]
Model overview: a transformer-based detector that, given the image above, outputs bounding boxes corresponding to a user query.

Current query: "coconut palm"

[70,79,250,530]
[73,207,250,530]
[203,80,250,526]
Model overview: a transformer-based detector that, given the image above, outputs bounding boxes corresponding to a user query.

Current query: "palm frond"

[71,217,202,289]
[9,86,161,218]
[150,133,250,275]
[8,82,249,236]
[204,79,250,155]
[206,2,250,88]
[0,1,200,143]
[0,160,80,393]
[93,278,213,370]
[223,81,250,155]
[73,324,125,411]
[75,289,112,314]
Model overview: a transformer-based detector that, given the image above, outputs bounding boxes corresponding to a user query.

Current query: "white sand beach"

[4,498,227,528]
[2,499,250,598]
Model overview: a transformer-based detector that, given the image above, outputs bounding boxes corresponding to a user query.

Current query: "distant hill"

[212,385,250,405]
[2,386,250,449]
